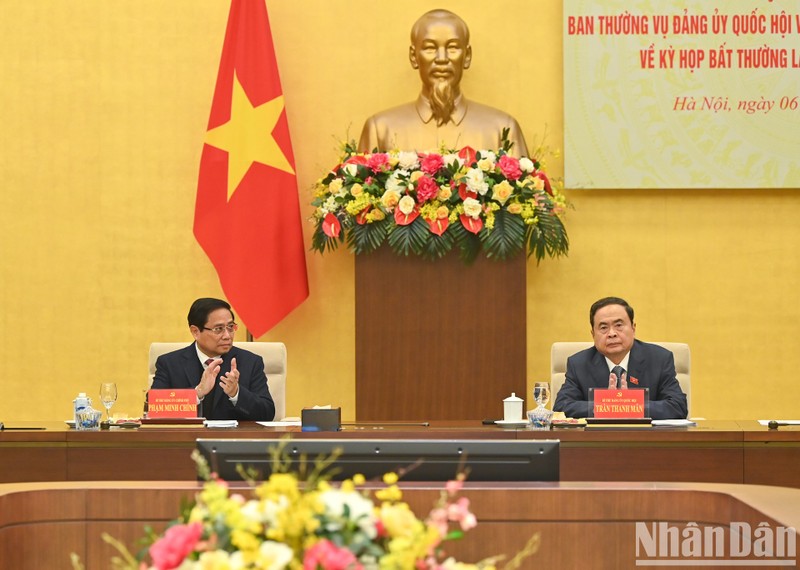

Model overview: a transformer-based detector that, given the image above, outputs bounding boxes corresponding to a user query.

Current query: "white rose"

[343,163,359,177]
[463,197,482,218]
[442,153,463,169]
[398,195,416,215]
[397,151,419,170]
[519,157,534,173]
[384,173,406,194]
[465,168,489,195]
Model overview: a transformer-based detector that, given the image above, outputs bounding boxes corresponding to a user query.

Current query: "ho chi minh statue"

[358,9,528,156]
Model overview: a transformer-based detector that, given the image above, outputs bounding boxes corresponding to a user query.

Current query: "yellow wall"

[2,1,798,423]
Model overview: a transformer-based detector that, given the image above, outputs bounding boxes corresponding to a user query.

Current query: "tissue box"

[301,408,341,432]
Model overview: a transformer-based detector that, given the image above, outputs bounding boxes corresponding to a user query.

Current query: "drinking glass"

[99,382,118,423]
[533,382,551,409]
[528,382,552,430]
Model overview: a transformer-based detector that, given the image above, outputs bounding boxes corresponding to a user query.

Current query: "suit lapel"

[627,341,644,384]
[182,344,203,389]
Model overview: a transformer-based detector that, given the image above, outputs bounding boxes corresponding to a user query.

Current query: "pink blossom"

[427,507,449,537]
[367,153,390,173]
[419,153,445,175]
[497,155,522,181]
[148,522,203,570]
[415,175,439,203]
[447,497,477,530]
[303,539,363,570]
[445,479,463,496]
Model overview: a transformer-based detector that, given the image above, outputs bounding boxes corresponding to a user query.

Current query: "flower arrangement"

[81,444,539,570]
[311,134,569,263]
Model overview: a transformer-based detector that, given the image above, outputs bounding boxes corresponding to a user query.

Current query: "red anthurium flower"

[536,171,553,196]
[458,146,478,167]
[394,207,420,226]
[427,216,449,236]
[345,155,369,166]
[459,214,483,234]
[457,183,476,201]
[630,377,639,385]
[355,206,372,225]
[322,213,341,237]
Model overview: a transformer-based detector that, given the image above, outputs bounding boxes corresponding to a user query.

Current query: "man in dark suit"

[553,297,688,420]
[151,298,275,421]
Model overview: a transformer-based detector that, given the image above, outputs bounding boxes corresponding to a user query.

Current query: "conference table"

[2,419,799,487]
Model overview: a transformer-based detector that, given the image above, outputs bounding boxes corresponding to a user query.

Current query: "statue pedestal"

[355,248,526,420]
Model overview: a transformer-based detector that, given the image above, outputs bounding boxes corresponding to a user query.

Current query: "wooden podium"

[355,247,526,420]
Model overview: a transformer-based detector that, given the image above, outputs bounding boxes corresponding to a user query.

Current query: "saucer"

[494,419,529,427]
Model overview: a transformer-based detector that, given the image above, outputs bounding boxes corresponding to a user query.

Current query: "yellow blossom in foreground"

[328,178,344,194]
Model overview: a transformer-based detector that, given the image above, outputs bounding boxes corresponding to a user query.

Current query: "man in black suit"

[151,298,275,421]
[553,297,688,420]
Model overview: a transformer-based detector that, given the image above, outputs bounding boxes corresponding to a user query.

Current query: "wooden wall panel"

[355,249,526,420]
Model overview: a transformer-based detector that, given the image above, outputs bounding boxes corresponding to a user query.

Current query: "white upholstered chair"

[550,341,691,416]
[148,342,287,421]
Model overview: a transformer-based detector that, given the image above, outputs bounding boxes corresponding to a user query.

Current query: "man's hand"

[609,370,629,389]
[197,358,222,399]
[219,357,240,398]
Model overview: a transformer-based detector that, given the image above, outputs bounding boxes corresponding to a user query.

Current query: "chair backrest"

[148,342,287,421]
[550,341,691,416]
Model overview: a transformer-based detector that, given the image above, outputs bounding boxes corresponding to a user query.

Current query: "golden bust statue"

[358,9,528,156]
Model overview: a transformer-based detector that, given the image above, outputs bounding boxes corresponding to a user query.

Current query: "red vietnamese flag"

[195,0,308,337]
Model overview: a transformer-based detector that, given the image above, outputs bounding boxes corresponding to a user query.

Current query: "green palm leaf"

[349,222,388,254]
[387,216,428,256]
[480,209,525,260]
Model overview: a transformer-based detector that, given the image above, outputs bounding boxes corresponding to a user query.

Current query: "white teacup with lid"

[503,392,524,421]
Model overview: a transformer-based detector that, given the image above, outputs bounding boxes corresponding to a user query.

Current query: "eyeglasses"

[202,323,239,335]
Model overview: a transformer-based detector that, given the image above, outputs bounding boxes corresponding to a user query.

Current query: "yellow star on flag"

[204,72,295,201]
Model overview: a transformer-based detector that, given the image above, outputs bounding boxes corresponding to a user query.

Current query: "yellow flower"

[328,178,344,194]
[350,183,363,196]
[376,485,403,502]
[437,185,452,200]
[381,189,401,210]
[507,203,523,215]
[367,208,386,222]
[409,170,424,183]
[491,180,513,205]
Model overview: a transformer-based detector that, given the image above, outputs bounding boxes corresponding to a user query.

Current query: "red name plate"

[592,389,646,418]
[147,389,198,418]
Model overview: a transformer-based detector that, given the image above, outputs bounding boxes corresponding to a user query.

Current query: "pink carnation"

[303,539,363,570]
[415,175,439,203]
[419,153,445,175]
[497,155,522,181]
[149,522,203,570]
[367,153,390,173]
